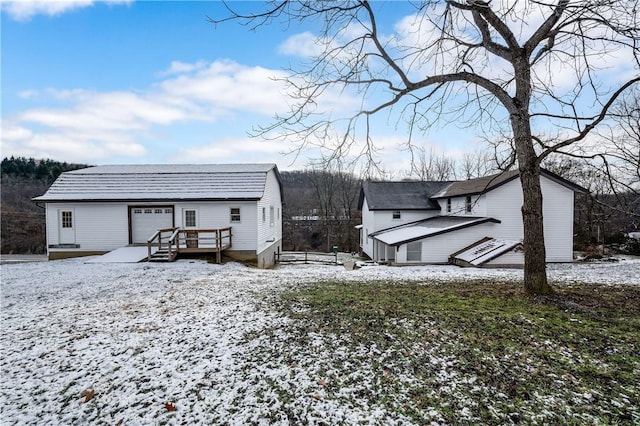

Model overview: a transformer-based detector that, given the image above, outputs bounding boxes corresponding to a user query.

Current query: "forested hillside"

[2,157,635,256]
[280,170,362,253]
[0,160,362,254]
[1,157,88,254]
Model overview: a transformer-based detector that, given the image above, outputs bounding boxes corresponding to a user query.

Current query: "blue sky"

[1,0,478,172]
[1,1,634,173]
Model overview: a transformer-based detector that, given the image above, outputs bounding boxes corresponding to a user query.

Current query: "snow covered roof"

[370,216,500,246]
[33,163,280,202]
[358,181,452,211]
[451,237,523,266]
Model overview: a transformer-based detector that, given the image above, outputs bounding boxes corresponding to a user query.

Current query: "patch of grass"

[277,280,640,424]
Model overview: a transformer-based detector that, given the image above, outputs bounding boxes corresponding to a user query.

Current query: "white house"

[33,164,284,268]
[358,169,587,267]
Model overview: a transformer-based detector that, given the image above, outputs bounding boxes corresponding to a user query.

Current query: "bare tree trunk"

[520,162,552,294]
[512,104,553,294]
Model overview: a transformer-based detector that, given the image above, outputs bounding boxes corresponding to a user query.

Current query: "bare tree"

[459,149,500,179]
[212,1,640,294]
[307,157,362,252]
[409,146,458,181]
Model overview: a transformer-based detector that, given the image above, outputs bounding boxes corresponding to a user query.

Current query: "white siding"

[360,198,441,259]
[540,178,575,262]
[485,176,575,262]
[395,222,499,263]
[361,199,375,257]
[174,201,258,251]
[46,203,129,251]
[256,170,283,255]
[445,194,485,216]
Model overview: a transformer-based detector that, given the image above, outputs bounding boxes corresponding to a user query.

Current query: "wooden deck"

[147,227,232,262]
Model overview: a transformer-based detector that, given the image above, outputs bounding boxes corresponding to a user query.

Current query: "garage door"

[131,207,174,244]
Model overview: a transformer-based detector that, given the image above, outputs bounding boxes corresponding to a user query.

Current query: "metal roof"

[451,237,523,266]
[432,168,588,198]
[358,180,453,211]
[370,216,500,246]
[33,163,279,202]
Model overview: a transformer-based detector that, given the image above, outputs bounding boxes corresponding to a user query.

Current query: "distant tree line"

[1,157,88,254]
[2,154,636,256]
[280,168,362,253]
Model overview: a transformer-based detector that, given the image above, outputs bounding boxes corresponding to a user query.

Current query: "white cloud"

[277,32,325,57]
[1,60,301,164]
[1,119,148,163]
[173,136,296,166]
[1,0,132,21]
[158,60,208,77]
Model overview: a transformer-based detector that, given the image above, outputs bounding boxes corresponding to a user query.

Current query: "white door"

[58,209,75,245]
[131,207,174,244]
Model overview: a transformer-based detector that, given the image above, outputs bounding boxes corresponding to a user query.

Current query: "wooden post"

[216,229,221,264]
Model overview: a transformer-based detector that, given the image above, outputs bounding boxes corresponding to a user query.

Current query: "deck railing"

[147,227,232,262]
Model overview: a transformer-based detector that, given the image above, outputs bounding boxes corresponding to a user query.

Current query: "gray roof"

[433,168,588,198]
[358,181,453,211]
[370,216,500,246]
[33,163,280,202]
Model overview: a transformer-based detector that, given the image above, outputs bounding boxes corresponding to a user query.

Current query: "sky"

[0,0,480,173]
[1,1,635,174]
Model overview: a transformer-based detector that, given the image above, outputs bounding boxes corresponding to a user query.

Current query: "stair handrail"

[147,230,162,261]
[168,228,181,259]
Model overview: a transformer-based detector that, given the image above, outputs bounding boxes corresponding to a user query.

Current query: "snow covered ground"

[1,256,638,424]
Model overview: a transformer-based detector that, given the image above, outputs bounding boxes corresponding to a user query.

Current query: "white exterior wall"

[46,203,130,252]
[395,222,499,263]
[255,170,283,256]
[540,178,575,262]
[484,176,575,262]
[360,199,375,257]
[46,199,266,254]
[174,201,258,251]
[444,194,486,216]
[360,198,440,258]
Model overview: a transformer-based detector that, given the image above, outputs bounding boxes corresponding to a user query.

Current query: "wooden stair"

[148,249,174,262]
[147,227,232,263]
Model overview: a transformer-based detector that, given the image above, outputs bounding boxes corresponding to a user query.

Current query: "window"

[277,208,280,220]
[392,210,401,220]
[446,198,451,213]
[61,211,73,228]
[262,207,266,223]
[407,241,422,261]
[155,208,163,214]
[270,206,275,226]
[134,209,142,214]
[387,246,396,261]
[164,208,173,214]
[465,196,472,213]
[184,210,197,227]
[230,207,241,223]
[144,208,153,214]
